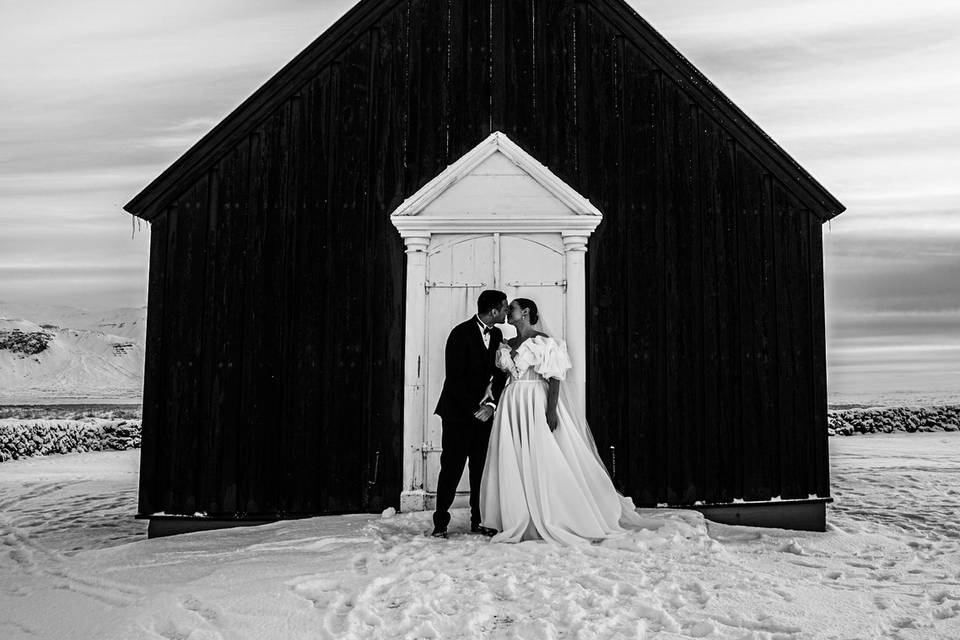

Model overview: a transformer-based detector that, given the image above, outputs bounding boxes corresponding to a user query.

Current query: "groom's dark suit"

[433,317,508,531]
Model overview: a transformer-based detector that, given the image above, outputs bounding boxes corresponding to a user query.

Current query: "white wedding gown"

[480,335,637,545]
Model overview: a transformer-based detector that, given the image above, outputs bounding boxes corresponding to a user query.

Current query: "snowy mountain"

[0,303,146,404]
[0,301,147,341]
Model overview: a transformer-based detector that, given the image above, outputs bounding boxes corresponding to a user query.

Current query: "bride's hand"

[546,411,558,432]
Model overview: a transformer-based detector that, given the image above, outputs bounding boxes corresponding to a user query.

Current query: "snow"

[1,434,959,639]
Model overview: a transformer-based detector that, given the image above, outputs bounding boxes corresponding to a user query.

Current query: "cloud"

[0,265,148,309]
[633,0,960,402]
[0,0,355,310]
[632,0,960,230]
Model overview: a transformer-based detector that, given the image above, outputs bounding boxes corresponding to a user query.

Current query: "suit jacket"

[434,317,508,422]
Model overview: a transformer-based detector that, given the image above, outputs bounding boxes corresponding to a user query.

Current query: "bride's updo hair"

[515,298,539,324]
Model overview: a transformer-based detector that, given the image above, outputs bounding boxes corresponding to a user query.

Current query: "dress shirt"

[475,315,497,410]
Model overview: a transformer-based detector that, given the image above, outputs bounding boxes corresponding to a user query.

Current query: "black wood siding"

[137,0,831,517]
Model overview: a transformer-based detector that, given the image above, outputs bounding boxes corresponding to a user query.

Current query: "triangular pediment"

[391,132,602,220]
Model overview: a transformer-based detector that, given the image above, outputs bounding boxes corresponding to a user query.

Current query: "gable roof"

[125,0,400,221]
[598,0,844,220]
[124,0,844,222]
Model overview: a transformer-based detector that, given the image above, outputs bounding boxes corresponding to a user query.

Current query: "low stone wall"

[828,405,960,436]
[1,406,956,461]
[0,419,141,462]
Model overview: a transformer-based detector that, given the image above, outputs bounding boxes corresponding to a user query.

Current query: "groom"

[431,290,509,538]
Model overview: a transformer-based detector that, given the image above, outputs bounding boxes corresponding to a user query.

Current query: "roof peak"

[124,0,843,222]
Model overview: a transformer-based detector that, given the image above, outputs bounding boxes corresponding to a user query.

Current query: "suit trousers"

[432,416,493,530]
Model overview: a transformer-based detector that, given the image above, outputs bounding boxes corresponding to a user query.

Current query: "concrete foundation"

[687,497,831,532]
[143,496,831,538]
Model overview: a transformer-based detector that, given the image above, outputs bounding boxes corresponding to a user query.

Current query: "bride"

[479,298,641,545]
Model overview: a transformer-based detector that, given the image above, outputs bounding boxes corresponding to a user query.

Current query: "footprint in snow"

[290,576,342,609]
[181,596,220,624]
[928,590,958,605]
[351,553,369,575]
[157,620,222,640]
[322,593,356,635]
[889,616,921,630]
[681,581,712,605]
[684,620,716,637]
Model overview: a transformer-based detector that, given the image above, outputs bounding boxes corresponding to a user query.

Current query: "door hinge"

[425,281,488,289]
[505,280,567,290]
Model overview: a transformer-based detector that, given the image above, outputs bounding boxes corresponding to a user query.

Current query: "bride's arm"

[490,343,510,400]
[546,379,560,431]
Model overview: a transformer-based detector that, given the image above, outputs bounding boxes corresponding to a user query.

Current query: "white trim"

[400,234,430,499]
[391,131,604,219]
[393,216,601,236]
[389,132,603,512]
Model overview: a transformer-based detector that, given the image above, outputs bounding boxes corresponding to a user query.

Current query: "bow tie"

[477,322,492,335]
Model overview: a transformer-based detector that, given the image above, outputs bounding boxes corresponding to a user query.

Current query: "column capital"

[562,233,589,253]
[402,234,431,254]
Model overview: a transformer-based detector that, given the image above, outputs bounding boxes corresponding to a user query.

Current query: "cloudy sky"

[1,0,958,405]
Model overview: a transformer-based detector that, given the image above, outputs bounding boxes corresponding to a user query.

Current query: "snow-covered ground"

[1,435,958,639]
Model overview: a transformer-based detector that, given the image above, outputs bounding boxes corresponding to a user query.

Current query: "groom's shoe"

[470,524,497,537]
[430,526,448,539]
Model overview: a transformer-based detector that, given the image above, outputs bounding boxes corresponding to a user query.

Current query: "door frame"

[419,232,568,499]
[389,132,603,511]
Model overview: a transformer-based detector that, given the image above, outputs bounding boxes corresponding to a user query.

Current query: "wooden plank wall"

[138,0,831,518]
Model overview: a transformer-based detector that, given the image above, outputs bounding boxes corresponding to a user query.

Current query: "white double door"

[422,232,566,495]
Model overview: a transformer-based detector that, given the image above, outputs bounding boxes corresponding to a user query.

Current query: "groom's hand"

[546,411,558,432]
[473,405,495,422]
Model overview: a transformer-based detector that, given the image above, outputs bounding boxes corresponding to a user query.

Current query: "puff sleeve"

[535,336,573,381]
[495,342,513,372]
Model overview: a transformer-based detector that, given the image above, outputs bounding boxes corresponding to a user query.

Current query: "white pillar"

[563,233,590,413]
[400,233,430,512]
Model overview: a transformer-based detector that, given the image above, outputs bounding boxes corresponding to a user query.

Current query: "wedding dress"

[479,334,639,545]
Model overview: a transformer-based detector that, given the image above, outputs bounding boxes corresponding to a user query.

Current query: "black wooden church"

[125,0,844,537]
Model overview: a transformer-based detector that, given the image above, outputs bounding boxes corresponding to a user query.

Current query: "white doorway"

[421,232,566,497]
[390,132,602,511]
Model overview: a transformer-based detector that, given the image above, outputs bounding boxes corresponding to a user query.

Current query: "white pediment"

[422,151,570,217]
[390,132,602,236]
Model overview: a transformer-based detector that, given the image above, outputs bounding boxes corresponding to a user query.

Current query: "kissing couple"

[431,290,641,545]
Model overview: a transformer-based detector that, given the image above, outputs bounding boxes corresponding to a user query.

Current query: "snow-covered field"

[1,435,958,639]
[0,304,146,405]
